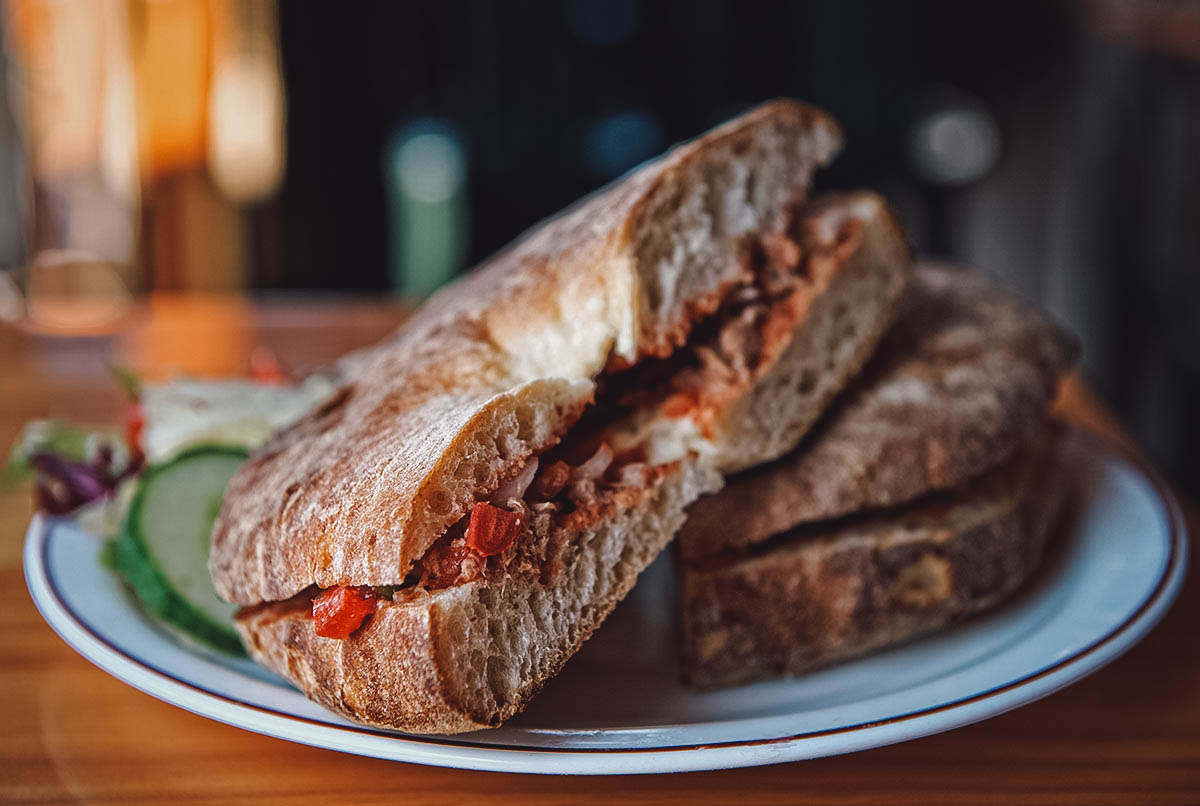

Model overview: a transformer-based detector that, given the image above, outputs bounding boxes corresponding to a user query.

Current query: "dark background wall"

[253,0,1200,497]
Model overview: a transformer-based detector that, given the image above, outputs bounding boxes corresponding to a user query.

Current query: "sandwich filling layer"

[246,201,870,639]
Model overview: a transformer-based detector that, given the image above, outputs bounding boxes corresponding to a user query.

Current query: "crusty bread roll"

[679,436,1069,689]
[678,265,1080,562]
[239,459,722,734]
[676,266,1080,688]
[210,100,914,733]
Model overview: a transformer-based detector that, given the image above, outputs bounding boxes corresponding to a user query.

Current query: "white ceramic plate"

[24,428,1187,775]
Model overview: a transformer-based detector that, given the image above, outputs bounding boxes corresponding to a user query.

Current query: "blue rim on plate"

[22,427,1189,774]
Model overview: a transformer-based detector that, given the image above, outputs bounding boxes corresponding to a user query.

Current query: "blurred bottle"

[1,0,287,334]
[132,0,285,293]
[385,122,468,297]
[3,0,137,332]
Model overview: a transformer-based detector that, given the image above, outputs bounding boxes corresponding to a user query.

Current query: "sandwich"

[677,265,1080,688]
[208,100,915,733]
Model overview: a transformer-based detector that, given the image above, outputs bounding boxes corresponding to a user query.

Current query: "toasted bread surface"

[678,264,1079,561]
[239,459,723,733]
[711,193,911,472]
[219,103,922,733]
[230,191,912,733]
[211,100,843,607]
[679,437,1068,688]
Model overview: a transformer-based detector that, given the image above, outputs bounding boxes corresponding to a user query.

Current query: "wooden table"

[2,297,1197,805]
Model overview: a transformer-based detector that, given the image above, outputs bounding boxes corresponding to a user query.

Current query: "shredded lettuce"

[5,420,94,484]
[108,361,142,400]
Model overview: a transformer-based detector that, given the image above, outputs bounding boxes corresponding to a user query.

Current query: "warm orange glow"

[97,1,138,206]
[208,49,285,203]
[4,0,140,308]
[120,293,255,377]
[4,0,288,313]
[206,0,285,203]
[131,0,213,180]
[5,0,107,176]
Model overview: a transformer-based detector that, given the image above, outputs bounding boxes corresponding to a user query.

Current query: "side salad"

[10,364,336,655]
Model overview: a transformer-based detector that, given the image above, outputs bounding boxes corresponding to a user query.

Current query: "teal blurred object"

[385,122,468,297]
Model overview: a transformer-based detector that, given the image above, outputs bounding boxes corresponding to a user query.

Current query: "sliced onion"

[490,457,539,505]
[30,452,113,514]
[617,462,652,488]
[571,443,613,481]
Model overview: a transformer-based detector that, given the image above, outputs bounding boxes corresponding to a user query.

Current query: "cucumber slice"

[109,445,248,655]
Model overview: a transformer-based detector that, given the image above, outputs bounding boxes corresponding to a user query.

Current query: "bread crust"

[680,437,1069,688]
[678,264,1079,561]
[229,192,912,733]
[216,103,920,734]
[711,193,913,472]
[238,586,485,734]
[210,99,842,607]
[238,459,723,733]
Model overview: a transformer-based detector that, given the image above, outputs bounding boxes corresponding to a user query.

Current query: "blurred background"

[0,0,1196,495]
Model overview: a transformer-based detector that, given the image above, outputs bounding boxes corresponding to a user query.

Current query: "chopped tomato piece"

[124,401,145,464]
[464,502,523,556]
[312,586,377,639]
[249,346,287,385]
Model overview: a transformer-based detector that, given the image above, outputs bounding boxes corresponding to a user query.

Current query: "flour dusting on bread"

[211,100,915,734]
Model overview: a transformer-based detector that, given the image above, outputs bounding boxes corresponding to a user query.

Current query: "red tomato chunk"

[312,586,377,638]
[465,502,523,556]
